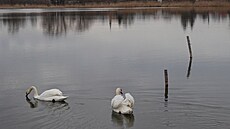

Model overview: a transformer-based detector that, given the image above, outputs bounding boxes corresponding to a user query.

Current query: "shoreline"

[1,1,230,9]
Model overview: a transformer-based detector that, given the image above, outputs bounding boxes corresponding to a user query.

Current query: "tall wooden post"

[186,36,193,58]
[164,69,168,100]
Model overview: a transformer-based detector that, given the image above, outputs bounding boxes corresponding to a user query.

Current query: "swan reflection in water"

[26,96,38,108]
[111,111,135,128]
[25,96,70,111]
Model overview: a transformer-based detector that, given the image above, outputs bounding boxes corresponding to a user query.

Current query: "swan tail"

[112,105,133,114]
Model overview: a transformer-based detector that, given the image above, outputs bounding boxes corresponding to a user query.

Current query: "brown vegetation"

[161,1,230,7]
[1,1,230,8]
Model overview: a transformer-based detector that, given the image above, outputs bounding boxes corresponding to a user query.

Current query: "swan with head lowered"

[111,88,135,114]
[26,86,68,102]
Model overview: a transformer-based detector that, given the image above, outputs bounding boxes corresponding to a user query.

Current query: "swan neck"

[31,86,39,98]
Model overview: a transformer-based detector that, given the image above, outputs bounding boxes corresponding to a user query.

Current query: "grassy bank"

[1,1,230,9]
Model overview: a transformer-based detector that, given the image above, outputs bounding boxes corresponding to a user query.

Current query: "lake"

[0,7,230,129]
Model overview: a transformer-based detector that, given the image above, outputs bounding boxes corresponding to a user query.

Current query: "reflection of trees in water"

[199,11,209,24]
[162,9,197,30]
[116,13,135,27]
[74,15,93,32]
[181,10,196,30]
[139,10,158,20]
[229,11,230,27]
[1,9,230,36]
[30,15,38,27]
[42,12,68,37]
[41,12,94,36]
[210,11,229,22]
[162,8,230,30]
[1,13,26,34]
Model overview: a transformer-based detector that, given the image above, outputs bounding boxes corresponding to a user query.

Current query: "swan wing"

[111,95,124,109]
[39,89,63,98]
[41,96,68,102]
[123,93,135,108]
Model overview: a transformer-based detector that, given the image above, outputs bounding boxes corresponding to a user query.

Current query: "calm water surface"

[0,8,230,129]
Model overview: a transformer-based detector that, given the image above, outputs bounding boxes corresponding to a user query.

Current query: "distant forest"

[0,0,230,5]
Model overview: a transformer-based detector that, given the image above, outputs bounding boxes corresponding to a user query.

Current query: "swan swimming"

[111,88,135,114]
[26,86,68,102]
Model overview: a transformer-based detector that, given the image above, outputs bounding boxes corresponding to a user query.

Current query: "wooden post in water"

[186,36,193,58]
[164,69,168,100]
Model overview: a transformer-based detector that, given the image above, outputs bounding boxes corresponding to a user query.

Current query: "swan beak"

[120,91,123,95]
[26,95,30,101]
[25,92,29,97]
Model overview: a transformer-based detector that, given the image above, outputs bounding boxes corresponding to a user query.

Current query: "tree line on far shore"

[0,0,229,5]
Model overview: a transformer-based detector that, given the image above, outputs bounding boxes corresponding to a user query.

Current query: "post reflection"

[186,57,193,78]
[111,111,135,128]
[1,8,230,37]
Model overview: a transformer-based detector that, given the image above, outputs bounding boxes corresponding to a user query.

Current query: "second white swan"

[26,86,68,102]
[111,88,135,114]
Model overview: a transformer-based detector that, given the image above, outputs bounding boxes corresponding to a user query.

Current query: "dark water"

[0,8,230,129]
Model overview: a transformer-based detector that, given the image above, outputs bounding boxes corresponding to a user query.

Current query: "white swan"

[26,86,68,102]
[111,88,135,114]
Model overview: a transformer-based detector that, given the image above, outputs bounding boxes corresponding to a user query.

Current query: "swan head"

[26,86,36,96]
[115,88,123,95]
